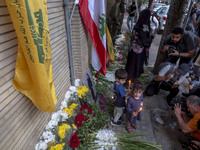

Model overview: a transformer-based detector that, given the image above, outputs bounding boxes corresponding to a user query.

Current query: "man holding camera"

[161,27,198,66]
[145,62,191,105]
[174,95,200,149]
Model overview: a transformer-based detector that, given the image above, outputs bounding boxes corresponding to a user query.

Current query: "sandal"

[126,126,134,134]
[131,124,137,129]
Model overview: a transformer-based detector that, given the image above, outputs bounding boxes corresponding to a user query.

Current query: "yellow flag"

[6,0,57,112]
[106,25,115,61]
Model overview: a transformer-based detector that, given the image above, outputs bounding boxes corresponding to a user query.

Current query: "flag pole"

[69,0,79,23]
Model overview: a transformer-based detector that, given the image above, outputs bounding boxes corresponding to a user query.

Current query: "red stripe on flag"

[78,0,107,75]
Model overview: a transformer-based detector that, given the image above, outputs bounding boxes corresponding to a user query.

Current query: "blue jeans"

[127,16,134,30]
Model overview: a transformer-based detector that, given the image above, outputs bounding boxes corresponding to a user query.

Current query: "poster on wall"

[82,69,97,102]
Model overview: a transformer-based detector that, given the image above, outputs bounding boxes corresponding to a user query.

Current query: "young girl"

[126,80,145,133]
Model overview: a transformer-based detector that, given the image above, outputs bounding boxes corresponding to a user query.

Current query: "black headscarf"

[131,9,152,48]
[134,9,151,33]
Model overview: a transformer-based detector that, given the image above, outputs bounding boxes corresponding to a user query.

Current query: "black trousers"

[159,81,179,100]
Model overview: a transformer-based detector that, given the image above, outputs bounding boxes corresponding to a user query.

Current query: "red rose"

[119,51,122,54]
[85,117,89,122]
[106,126,109,129]
[89,131,92,133]
[80,104,92,114]
[69,131,80,148]
[93,114,96,117]
[118,57,120,61]
[84,137,87,141]
[75,114,85,127]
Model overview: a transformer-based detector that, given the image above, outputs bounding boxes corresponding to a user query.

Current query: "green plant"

[116,133,162,150]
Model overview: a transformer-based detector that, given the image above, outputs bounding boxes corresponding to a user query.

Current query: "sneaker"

[118,117,122,121]
[111,117,122,122]
[111,120,121,126]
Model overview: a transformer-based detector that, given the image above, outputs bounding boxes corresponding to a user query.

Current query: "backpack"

[154,61,175,75]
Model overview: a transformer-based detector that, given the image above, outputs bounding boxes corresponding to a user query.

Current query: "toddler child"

[126,80,145,133]
[111,68,128,126]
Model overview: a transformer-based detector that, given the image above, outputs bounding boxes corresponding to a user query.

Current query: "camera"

[168,45,176,54]
[169,97,188,112]
[182,136,200,150]
[186,73,196,85]
[167,74,179,86]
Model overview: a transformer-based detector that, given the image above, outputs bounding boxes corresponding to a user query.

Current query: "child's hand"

[132,112,137,117]
[125,99,127,104]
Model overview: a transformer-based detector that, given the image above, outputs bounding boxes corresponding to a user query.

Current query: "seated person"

[145,62,191,105]
[174,95,200,149]
[161,27,198,66]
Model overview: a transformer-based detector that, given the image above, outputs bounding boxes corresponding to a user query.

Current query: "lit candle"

[136,107,143,114]
[128,80,131,92]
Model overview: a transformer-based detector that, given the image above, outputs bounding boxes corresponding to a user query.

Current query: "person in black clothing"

[127,2,136,31]
[125,9,152,82]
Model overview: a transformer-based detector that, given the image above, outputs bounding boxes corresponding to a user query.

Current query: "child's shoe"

[118,117,122,121]
[111,120,121,126]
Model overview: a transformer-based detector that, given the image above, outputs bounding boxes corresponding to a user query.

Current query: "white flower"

[45,119,58,130]
[95,129,118,150]
[51,111,61,121]
[75,79,80,87]
[105,72,115,82]
[69,86,77,93]
[65,91,72,99]
[60,112,69,121]
[60,101,68,110]
[35,141,47,150]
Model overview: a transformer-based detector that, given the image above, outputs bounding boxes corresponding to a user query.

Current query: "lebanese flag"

[78,0,107,75]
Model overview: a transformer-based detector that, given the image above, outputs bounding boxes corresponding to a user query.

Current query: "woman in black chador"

[125,9,153,82]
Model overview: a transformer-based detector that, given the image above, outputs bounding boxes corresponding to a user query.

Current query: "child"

[111,68,128,126]
[126,80,145,133]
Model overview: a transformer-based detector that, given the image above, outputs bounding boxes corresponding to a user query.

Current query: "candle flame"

[139,107,142,111]
[128,80,131,83]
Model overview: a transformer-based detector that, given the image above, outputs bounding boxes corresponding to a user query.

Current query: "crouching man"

[145,62,190,105]
[174,95,200,149]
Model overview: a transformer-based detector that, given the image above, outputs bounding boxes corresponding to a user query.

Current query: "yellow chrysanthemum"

[72,124,77,129]
[50,143,65,150]
[77,86,89,99]
[58,123,71,139]
[63,123,71,131]
[62,107,74,117]
[69,103,78,109]
[82,86,89,93]
[77,90,84,98]
[58,126,66,139]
